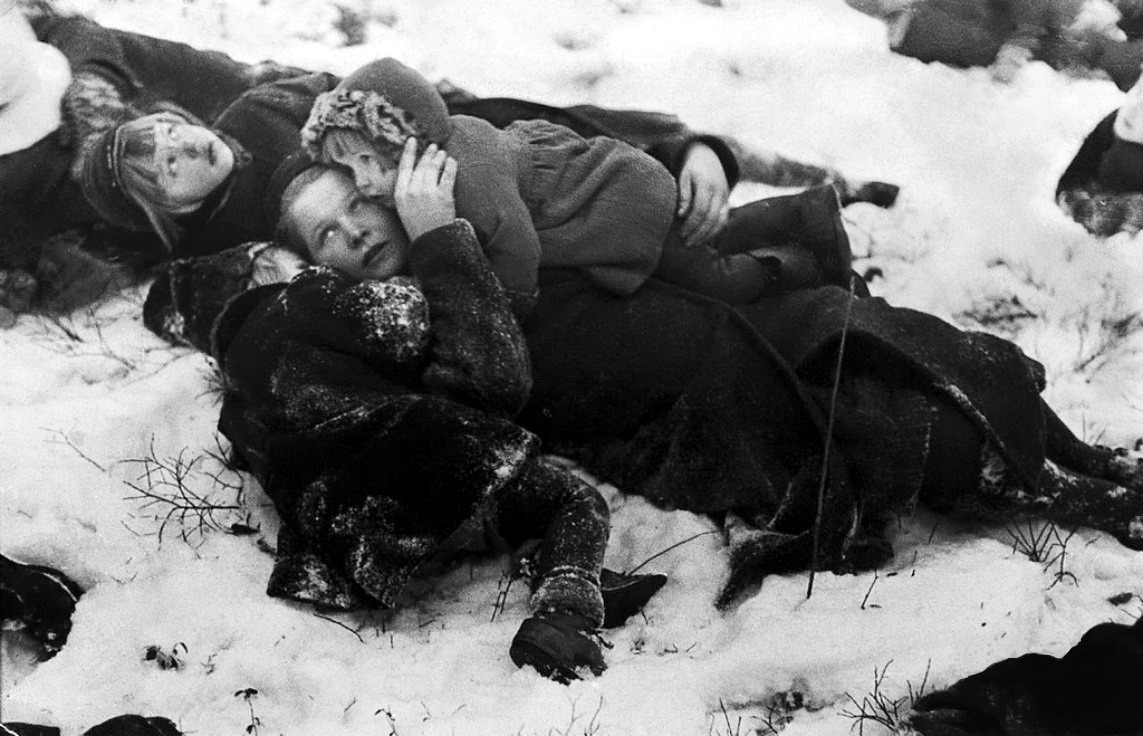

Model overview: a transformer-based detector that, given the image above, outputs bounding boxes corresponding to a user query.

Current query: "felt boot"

[599,569,667,628]
[510,611,607,684]
[842,181,900,209]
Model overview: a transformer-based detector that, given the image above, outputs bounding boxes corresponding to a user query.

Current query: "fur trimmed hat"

[300,87,424,160]
[300,57,452,159]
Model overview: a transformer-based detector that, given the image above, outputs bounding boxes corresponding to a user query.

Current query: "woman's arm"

[393,141,533,416]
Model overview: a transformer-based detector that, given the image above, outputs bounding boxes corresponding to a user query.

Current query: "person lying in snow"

[1056,74,1143,235]
[0,5,899,318]
[0,4,310,317]
[146,150,1143,614]
[300,57,857,313]
[145,148,666,684]
[845,0,1143,89]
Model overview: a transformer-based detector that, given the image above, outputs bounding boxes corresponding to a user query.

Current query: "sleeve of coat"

[407,219,533,418]
[560,104,740,188]
[33,15,275,125]
[448,99,741,190]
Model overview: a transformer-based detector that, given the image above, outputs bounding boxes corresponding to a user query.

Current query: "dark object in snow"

[1056,109,1143,237]
[0,724,61,736]
[841,181,900,209]
[83,716,182,736]
[906,617,1143,736]
[599,568,668,628]
[1,716,180,736]
[0,553,83,657]
[510,610,608,684]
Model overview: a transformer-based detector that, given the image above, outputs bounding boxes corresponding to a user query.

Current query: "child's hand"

[677,142,729,247]
[394,138,459,241]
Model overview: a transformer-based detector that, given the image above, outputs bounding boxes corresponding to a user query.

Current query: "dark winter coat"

[518,271,1053,602]
[328,59,732,299]
[894,0,1085,67]
[1056,110,1143,236]
[184,221,536,609]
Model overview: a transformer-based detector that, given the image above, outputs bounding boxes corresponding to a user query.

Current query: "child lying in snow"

[300,58,858,313]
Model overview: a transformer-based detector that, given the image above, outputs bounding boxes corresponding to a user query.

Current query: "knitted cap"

[264,148,323,229]
[79,125,153,232]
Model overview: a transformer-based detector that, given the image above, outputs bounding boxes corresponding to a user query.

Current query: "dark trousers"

[652,193,828,304]
[495,458,609,623]
[920,396,1143,547]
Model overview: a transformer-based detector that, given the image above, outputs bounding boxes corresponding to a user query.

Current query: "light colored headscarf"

[0,3,72,155]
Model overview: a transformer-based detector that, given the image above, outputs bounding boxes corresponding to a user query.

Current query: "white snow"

[2,1,1142,734]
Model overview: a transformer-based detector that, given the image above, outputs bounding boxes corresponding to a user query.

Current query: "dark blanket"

[907,617,1143,736]
[519,274,1052,604]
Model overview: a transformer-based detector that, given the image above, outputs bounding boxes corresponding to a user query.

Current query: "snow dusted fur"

[2,1,1143,735]
[1058,188,1143,236]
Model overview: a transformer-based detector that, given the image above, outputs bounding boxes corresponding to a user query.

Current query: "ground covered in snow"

[2,1,1142,734]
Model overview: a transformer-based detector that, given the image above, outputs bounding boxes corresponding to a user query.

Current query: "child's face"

[286,167,409,281]
[323,132,397,206]
[133,113,235,211]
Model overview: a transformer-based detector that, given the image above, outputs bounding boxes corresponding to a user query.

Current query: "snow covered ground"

[2,0,1142,734]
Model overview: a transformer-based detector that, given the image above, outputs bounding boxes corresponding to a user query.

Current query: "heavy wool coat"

[166,221,536,609]
[518,273,1053,604]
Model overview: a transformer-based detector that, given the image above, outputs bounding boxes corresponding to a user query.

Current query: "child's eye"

[349,196,365,212]
[319,226,338,248]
